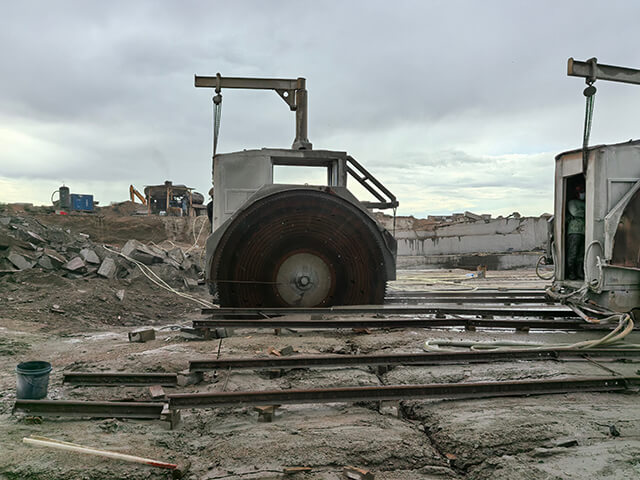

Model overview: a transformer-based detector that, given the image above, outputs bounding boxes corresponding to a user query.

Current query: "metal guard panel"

[611,187,640,269]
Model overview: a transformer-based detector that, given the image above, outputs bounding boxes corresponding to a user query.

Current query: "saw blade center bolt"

[296,274,312,289]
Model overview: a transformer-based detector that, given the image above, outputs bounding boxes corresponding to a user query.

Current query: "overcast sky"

[1,1,639,217]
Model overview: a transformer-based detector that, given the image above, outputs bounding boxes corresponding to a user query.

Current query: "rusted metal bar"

[387,289,547,297]
[63,372,178,387]
[168,376,636,409]
[387,296,551,304]
[192,317,600,330]
[13,400,164,419]
[188,349,640,372]
[201,305,575,318]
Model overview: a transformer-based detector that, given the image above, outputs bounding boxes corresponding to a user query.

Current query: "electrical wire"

[424,312,638,352]
[102,245,216,309]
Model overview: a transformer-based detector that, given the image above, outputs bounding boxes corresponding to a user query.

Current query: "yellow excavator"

[129,185,146,205]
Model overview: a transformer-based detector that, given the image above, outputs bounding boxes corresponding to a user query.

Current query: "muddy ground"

[1,267,639,480]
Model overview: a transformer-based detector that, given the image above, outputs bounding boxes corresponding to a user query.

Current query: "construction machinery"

[195,74,398,307]
[549,58,640,313]
[129,185,147,205]
[142,181,206,217]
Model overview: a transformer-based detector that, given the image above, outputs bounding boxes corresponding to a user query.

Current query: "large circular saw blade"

[211,189,389,307]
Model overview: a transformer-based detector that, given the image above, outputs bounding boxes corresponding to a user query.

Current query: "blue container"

[70,194,94,211]
[16,361,52,399]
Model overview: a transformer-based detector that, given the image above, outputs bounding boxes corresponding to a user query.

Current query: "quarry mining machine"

[549,58,640,314]
[195,74,398,307]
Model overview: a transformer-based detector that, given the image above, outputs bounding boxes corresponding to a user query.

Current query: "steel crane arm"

[194,73,311,149]
[568,58,640,85]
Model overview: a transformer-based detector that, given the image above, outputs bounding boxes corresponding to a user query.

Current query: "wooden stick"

[23,436,177,470]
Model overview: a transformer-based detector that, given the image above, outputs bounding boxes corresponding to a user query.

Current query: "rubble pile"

[0,214,204,289]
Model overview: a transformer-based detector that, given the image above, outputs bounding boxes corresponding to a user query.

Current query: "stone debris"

[97,257,117,279]
[121,239,164,265]
[62,256,86,272]
[149,385,166,399]
[7,251,33,270]
[115,289,125,301]
[80,247,100,264]
[0,213,204,289]
[128,328,156,343]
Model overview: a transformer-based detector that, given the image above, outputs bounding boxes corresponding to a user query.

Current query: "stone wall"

[374,213,551,269]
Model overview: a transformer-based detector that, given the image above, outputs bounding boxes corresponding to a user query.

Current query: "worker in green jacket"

[566,184,586,280]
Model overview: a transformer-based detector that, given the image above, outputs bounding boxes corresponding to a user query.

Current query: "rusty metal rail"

[201,305,574,318]
[13,400,164,419]
[63,372,178,387]
[168,376,638,409]
[387,296,553,304]
[189,349,640,372]
[386,289,547,297]
[192,317,608,331]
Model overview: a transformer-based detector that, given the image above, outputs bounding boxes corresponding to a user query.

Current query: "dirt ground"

[1,267,639,480]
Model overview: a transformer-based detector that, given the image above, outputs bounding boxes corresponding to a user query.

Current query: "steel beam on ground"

[13,400,164,419]
[385,289,547,297]
[192,317,602,330]
[188,349,640,372]
[385,296,552,304]
[168,376,637,409]
[201,305,575,318]
[63,372,178,387]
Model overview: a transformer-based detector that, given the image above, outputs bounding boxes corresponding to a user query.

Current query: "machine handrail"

[346,155,399,210]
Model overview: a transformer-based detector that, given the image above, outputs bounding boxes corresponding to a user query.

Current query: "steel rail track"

[188,349,640,372]
[63,372,178,387]
[192,317,610,330]
[13,400,164,419]
[201,305,575,318]
[386,296,553,304]
[168,376,639,409]
[385,289,547,297]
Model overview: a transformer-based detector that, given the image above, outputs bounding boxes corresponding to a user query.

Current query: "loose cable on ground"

[103,245,216,309]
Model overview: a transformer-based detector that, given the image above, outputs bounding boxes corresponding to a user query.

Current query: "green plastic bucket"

[16,361,52,400]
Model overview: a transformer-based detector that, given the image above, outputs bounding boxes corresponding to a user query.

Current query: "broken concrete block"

[183,277,198,290]
[280,345,295,356]
[97,257,117,279]
[7,251,34,270]
[62,256,86,272]
[115,289,125,301]
[43,248,66,267]
[80,248,100,264]
[167,247,185,265]
[128,328,156,343]
[180,258,193,271]
[121,239,163,265]
[37,255,55,270]
[254,405,279,422]
[149,385,166,399]
[25,231,46,244]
